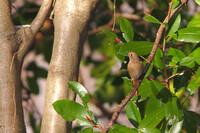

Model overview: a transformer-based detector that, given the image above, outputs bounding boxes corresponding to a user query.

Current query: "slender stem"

[181,94,190,107]
[112,0,116,31]
[140,55,165,75]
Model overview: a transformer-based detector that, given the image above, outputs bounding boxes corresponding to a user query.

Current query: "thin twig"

[88,13,141,35]
[102,89,137,131]
[102,1,188,132]
[163,32,168,80]
[112,0,116,31]
[166,70,186,82]
[140,55,165,75]
[181,94,190,107]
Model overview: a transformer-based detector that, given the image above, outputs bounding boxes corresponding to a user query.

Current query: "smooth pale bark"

[0,0,52,132]
[41,0,101,133]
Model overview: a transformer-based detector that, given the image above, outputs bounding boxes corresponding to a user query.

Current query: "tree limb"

[30,0,53,34]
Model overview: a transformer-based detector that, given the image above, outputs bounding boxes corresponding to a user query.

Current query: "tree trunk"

[0,0,52,132]
[41,0,101,133]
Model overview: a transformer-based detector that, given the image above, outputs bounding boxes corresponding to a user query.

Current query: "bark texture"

[41,0,101,133]
[0,0,52,132]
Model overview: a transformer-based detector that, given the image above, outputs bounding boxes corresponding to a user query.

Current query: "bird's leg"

[133,80,139,95]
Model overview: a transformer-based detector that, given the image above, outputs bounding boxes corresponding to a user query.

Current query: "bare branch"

[30,0,53,34]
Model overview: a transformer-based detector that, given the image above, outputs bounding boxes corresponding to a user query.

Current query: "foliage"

[17,0,200,132]
[53,4,200,131]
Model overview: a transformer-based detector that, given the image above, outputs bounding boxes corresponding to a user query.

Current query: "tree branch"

[30,0,53,34]
[102,1,188,132]
[16,0,53,61]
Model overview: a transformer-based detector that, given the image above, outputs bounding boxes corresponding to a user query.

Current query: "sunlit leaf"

[120,18,134,42]
[53,99,88,121]
[145,96,162,116]
[110,124,137,133]
[167,48,186,66]
[189,47,200,65]
[126,100,141,128]
[68,81,90,108]
[167,13,181,41]
[122,77,133,89]
[187,80,199,95]
[195,0,200,6]
[144,13,161,24]
[172,27,200,43]
[164,96,183,119]
[180,57,195,68]
[98,29,117,38]
[169,118,183,133]
[117,41,153,56]
[78,127,94,133]
[152,48,163,70]
[187,14,200,28]
[171,0,180,9]
[76,117,93,127]
[138,78,153,102]
[138,106,165,129]
[138,127,160,133]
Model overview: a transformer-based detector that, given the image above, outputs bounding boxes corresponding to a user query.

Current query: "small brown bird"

[127,52,144,90]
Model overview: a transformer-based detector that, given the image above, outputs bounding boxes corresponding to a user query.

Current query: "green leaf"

[195,0,200,6]
[144,13,162,24]
[196,67,200,78]
[98,29,117,38]
[187,80,199,95]
[120,18,134,42]
[169,120,183,133]
[78,128,94,133]
[151,80,170,102]
[172,27,200,43]
[145,96,162,116]
[138,127,161,133]
[171,0,180,10]
[110,124,138,133]
[189,47,200,65]
[68,82,90,108]
[138,78,153,102]
[126,100,141,128]
[76,117,93,127]
[180,57,195,68]
[138,106,165,129]
[167,48,186,66]
[115,45,125,62]
[187,14,200,28]
[167,13,181,41]
[164,96,183,119]
[117,41,154,56]
[122,77,133,90]
[53,99,88,121]
[152,48,164,70]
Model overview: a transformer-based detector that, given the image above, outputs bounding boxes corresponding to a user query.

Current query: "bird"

[127,52,144,94]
